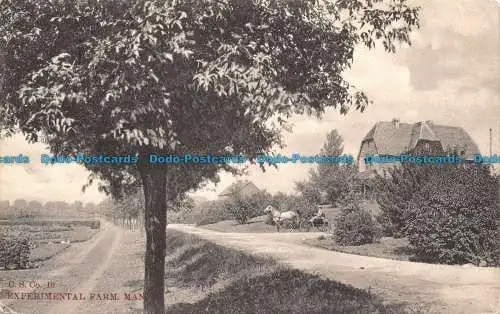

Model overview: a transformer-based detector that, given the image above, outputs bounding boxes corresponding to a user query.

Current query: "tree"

[96,198,117,221]
[54,201,70,212]
[72,201,83,210]
[11,199,28,217]
[0,1,419,312]
[84,202,96,212]
[28,200,43,216]
[227,192,252,224]
[0,200,10,218]
[297,130,358,205]
[295,180,322,204]
[12,199,27,210]
[113,188,144,228]
[227,189,272,224]
[28,200,42,209]
[374,162,437,237]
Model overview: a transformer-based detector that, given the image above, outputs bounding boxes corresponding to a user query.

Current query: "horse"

[263,205,299,232]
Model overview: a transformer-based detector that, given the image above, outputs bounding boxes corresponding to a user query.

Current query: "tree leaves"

[0,0,419,198]
[163,52,173,62]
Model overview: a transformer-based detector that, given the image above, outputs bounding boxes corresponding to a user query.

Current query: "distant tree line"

[96,188,195,230]
[0,199,97,219]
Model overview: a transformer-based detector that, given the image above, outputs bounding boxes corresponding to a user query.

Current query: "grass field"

[0,221,100,266]
[122,230,425,313]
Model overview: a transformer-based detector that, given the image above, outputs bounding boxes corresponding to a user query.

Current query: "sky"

[0,0,499,204]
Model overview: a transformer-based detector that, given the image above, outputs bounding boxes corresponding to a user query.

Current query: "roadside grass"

[162,230,425,314]
[165,230,276,290]
[166,268,411,314]
[305,235,413,261]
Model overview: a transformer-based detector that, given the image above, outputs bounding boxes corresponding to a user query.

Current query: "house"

[356,118,481,179]
[218,180,261,200]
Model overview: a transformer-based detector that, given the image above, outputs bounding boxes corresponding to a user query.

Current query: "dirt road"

[1,221,145,314]
[169,224,500,314]
[2,222,498,314]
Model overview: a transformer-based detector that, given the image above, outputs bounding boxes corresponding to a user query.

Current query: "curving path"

[169,224,500,314]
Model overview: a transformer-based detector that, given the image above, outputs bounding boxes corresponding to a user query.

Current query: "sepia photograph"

[0,0,499,313]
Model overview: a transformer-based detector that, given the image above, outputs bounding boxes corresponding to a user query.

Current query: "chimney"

[392,118,400,128]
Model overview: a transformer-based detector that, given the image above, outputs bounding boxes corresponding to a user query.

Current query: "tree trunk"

[140,168,167,314]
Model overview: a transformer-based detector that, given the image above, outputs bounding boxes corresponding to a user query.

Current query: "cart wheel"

[300,220,311,232]
[316,221,329,232]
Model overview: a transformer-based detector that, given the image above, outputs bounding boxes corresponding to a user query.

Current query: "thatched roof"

[218,180,261,197]
[359,120,480,159]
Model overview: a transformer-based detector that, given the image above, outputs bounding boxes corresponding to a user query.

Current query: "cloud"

[401,0,499,91]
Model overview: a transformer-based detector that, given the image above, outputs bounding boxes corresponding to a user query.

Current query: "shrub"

[247,190,274,215]
[404,164,499,265]
[228,194,252,224]
[224,190,273,224]
[374,163,434,237]
[196,200,232,225]
[334,200,378,246]
[287,196,318,219]
[0,236,32,269]
[295,180,322,204]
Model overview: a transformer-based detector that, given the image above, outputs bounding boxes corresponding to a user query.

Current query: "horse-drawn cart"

[264,204,332,233]
[298,216,331,233]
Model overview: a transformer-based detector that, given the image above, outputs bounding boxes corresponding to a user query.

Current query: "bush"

[196,200,232,225]
[334,200,378,246]
[374,163,434,237]
[288,196,318,219]
[0,236,32,269]
[224,190,273,224]
[228,194,252,224]
[404,165,499,266]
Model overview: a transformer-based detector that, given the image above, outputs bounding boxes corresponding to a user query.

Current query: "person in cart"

[309,207,327,227]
